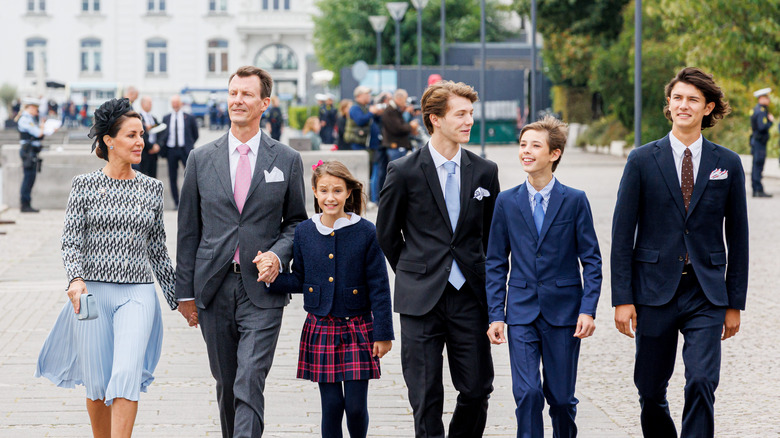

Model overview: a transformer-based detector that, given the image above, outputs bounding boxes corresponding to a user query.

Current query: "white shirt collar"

[428,141,462,169]
[668,131,703,159]
[312,213,361,235]
[525,175,556,200]
[228,130,263,156]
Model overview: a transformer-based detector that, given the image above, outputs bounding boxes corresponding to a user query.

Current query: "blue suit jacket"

[611,135,749,309]
[486,180,602,326]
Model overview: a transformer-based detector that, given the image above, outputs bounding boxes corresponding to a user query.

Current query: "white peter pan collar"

[312,213,361,235]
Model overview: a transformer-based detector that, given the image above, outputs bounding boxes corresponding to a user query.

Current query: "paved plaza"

[1,144,778,437]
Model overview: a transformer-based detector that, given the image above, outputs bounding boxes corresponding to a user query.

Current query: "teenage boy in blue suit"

[486,116,602,438]
[612,67,748,438]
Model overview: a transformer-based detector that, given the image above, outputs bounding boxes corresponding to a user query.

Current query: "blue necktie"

[443,161,466,290]
[533,192,545,236]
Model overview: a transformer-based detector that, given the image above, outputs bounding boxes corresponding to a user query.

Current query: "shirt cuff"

[268,251,283,273]
[178,298,195,302]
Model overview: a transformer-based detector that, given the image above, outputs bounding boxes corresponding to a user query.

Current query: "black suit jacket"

[159,112,199,155]
[377,145,500,316]
[611,135,749,309]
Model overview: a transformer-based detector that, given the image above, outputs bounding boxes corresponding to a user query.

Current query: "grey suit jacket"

[175,132,308,309]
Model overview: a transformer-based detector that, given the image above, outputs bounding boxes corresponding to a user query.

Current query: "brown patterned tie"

[681,148,694,211]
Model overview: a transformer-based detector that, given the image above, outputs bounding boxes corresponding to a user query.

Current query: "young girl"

[257,160,393,438]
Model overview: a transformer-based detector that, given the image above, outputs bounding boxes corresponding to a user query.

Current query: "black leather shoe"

[20,204,40,213]
[753,191,773,198]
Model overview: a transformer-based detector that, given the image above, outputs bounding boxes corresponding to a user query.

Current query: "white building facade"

[0,0,317,114]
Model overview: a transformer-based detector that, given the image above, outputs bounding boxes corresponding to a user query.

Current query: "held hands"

[150,143,160,154]
[573,314,596,339]
[487,321,507,344]
[178,300,199,327]
[66,279,87,314]
[373,340,392,358]
[614,304,638,338]
[253,251,280,283]
[722,308,741,340]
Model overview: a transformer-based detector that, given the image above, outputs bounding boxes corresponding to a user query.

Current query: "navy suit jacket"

[270,218,394,341]
[486,180,602,326]
[611,135,749,309]
[159,112,199,154]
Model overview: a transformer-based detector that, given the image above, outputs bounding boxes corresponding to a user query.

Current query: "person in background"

[319,93,338,145]
[382,88,419,165]
[137,96,161,178]
[158,94,199,208]
[344,87,378,151]
[16,98,47,213]
[123,86,139,107]
[264,96,284,141]
[302,116,322,151]
[749,88,773,197]
[335,99,352,151]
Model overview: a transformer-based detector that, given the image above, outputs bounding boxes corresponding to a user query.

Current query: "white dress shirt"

[428,141,462,199]
[228,130,262,190]
[140,110,156,144]
[167,111,186,147]
[669,132,703,185]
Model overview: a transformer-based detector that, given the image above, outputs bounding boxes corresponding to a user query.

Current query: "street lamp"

[440,0,446,75]
[369,16,388,92]
[387,2,408,74]
[410,0,429,96]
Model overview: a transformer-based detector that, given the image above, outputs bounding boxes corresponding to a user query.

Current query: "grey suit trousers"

[199,271,284,438]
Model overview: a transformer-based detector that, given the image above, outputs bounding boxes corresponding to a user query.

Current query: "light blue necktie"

[533,192,545,236]
[443,161,466,289]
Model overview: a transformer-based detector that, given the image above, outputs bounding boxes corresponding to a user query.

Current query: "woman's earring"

[109,146,114,150]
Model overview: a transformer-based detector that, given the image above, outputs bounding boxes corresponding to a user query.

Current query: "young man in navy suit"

[486,116,602,438]
[612,67,748,438]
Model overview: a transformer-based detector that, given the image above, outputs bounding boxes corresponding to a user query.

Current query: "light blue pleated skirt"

[35,282,163,406]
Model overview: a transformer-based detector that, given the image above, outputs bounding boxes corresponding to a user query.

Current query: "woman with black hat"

[35,97,177,437]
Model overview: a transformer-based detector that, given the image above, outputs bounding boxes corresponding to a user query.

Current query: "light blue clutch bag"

[78,293,99,320]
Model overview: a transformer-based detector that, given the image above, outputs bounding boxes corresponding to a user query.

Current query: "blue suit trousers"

[508,317,580,438]
[634,268,726,438]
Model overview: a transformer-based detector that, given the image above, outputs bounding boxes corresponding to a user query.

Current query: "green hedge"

[288,105,320,130]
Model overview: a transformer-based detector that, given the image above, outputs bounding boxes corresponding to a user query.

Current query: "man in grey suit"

[175,65,307,438]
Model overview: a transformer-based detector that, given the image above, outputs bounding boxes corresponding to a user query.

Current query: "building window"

[254,43,297,70]
[209,0,227,12]
[261,0,289,10]
[82,0,100,12]
[27,0,46,13]
[80,39,101,73]
[147,0,166,13]
[146,39,167,74]
[25,38,46,72]
[208,39,229,73]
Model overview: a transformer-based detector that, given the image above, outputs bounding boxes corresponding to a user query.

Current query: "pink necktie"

[233,144,251,263]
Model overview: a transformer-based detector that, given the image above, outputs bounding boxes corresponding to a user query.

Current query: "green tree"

[312,0,513,83]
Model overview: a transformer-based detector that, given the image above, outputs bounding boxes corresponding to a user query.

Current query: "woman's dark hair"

[311,160,365,215]
[664,67,731,130]
[88,98,141,161]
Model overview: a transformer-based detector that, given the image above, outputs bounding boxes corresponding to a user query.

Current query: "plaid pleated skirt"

[297,313,381,383]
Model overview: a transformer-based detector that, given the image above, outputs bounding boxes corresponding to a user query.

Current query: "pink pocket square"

[709,169,728,180]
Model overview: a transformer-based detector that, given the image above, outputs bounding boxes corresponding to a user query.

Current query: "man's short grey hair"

[394,89,408,99]
[353,86,372,98]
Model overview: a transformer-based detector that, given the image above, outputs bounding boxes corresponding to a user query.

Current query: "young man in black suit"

[159,94,199,206]
[377,81,500,438]
[612,67,749,437]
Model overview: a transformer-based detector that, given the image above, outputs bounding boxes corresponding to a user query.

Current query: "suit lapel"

[209,134,236,210]
[537,180,565,247]
[515,183,538,243]
[456,151,473,232]
[687,138,720,217]
[653,136,687,218]
[245,132,278,203]
[420,145,452,232]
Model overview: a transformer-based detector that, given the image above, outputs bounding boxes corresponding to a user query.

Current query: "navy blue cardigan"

[270,218,394,341]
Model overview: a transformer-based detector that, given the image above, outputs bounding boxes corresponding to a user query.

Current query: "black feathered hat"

[87,97,134,152]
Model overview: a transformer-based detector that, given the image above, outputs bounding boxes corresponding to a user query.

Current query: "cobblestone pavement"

[1,144,777,437]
